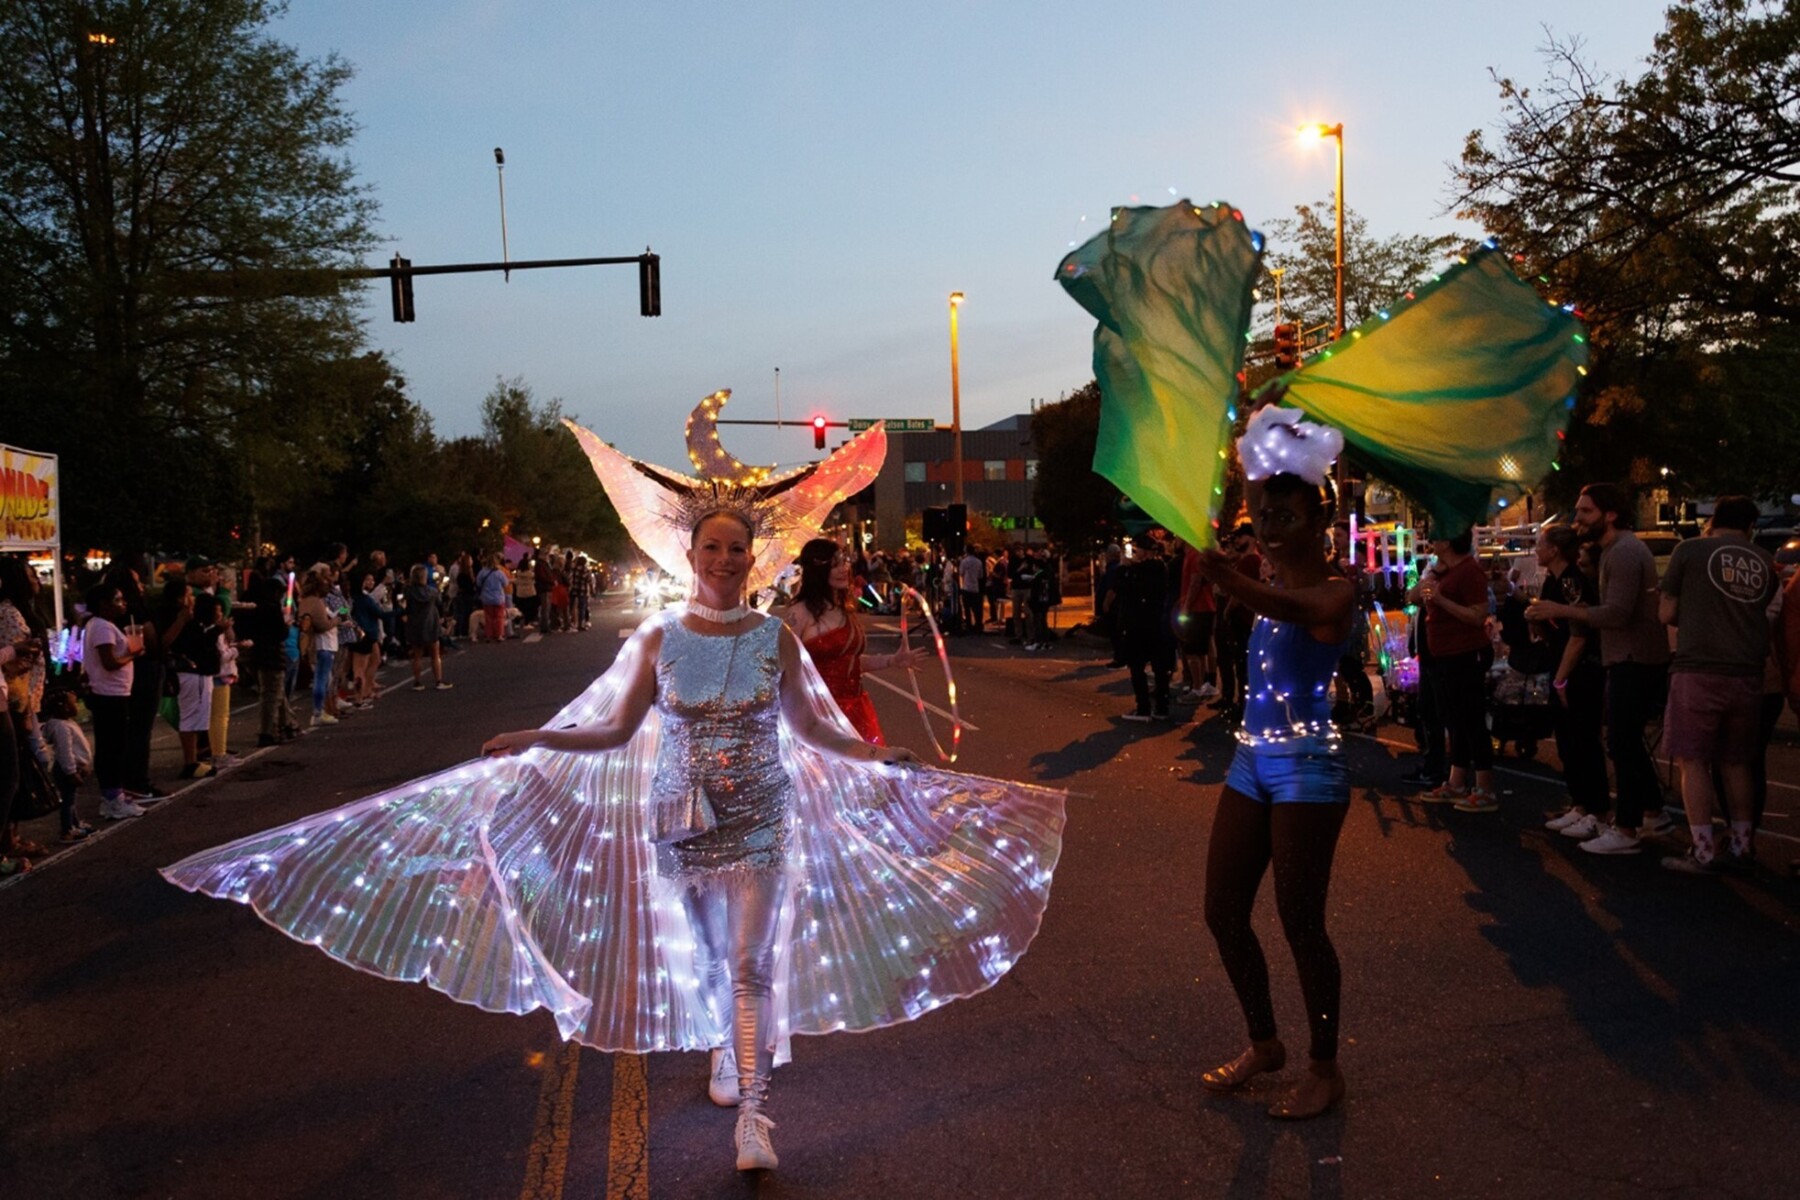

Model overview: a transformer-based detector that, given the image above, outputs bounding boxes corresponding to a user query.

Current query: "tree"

[1452,0,1800,501]
[1030,384,1120,546]
[477,376,626,555]
[1259,199,1459,334]
[0,0,378,553]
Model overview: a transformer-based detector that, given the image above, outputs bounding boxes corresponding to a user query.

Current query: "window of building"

[983,460,1007,481]
[1025,460,1039,480]
[904,461,926,483]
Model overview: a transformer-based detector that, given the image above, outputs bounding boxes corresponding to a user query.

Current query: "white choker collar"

[685,599,753,624]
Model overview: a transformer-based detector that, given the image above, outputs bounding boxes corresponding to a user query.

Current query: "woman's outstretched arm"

[482,623,661,756]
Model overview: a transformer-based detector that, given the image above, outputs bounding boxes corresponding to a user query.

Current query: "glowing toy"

[895,586,964,763]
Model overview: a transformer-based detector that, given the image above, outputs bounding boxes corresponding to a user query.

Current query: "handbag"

[648,785,719,845]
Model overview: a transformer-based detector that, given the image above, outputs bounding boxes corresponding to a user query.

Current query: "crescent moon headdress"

[564,389,888,592]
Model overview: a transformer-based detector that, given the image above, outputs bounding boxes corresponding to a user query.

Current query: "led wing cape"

[1274,247,1588,537]
[563,389,888,593]
[1056,201,1263,549]
[161,616,1067,1054]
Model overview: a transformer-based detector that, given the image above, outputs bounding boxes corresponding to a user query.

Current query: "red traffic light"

[811,415,828,450]
[1272,322,1300,370]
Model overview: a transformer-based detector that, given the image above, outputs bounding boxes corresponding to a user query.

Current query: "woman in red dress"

[781,539,916,743]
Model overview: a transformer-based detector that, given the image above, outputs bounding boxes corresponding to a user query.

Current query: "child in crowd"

[42,690,95,843]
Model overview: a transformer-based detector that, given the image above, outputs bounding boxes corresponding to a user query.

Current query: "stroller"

[1487,656,1557,760]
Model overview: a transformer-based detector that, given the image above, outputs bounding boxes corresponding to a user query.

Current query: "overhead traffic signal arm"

[359,251,661,322]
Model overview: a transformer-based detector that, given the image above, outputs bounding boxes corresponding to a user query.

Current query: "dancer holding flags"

[1060,199,1590,1122]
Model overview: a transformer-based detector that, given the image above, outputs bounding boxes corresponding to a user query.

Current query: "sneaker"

[124,786,170,801]
[1454,789,1500,814]
[1151,708,1171,721]
[412,681,427,691]
[1580,826,1642,855]
[100,797,145,820]
[434,680,455,691]
[314,712,338,726]
[1545,807,1586,831]
[1558,813,1603,840]
[1196,682,1219,701]
[709,1047,739,1107]
[1419,784,1468,805]
[212,753,244,770]
[734,1104,778,1172]
[1661,848,1720,876]
[178,762,213,780]
[1637,812,1674,838]
[73,821,96,834]
[1722,841,1757,873]
[59,826,90,843]
[1122,712,1155,723]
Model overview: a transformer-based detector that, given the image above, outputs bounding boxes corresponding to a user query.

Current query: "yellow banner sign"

[0,444,59,549]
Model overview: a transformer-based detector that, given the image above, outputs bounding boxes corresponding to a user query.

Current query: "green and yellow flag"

[1056,201,1262,549]
[1276,248,1587,537]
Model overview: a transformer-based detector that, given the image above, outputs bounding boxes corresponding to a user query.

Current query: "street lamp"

[1297,122,1345,339]
[948,291,965,506]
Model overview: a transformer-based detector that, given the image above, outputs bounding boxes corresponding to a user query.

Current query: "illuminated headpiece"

[564,390,887,592]
[1237,405,1343,488]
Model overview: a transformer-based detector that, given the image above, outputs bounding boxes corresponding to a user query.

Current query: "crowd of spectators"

[1076,483,1800,875]
[0,542,609,876]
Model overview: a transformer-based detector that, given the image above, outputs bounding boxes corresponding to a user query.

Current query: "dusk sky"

[276,1,1670,473]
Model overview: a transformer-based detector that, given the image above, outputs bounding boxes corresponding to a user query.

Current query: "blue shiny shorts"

[1225,738,1350,805]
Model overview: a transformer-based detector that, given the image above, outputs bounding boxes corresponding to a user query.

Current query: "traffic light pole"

[169,252,662,320]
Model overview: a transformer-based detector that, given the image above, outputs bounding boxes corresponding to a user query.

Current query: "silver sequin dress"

[652,616,792,878]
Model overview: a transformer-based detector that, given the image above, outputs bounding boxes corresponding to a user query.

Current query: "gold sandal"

[1201,1041,1287,1092]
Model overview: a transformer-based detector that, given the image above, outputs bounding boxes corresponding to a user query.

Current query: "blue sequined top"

[1239,615,1344,750]
[651,612,794,877]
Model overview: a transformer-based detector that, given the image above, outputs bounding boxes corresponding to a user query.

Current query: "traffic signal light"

[812,415,828,450]
[1272,322,1299,370]
[389,255,415,323]
[638,252,661,317]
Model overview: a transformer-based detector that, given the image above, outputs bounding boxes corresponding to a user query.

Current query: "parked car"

[1754,527,1795,555]
[1639,529,1682,572]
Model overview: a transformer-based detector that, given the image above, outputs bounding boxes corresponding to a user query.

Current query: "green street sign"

[846,418,938,432]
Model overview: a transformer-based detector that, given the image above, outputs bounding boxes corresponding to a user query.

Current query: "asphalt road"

[4,596,1798,1199]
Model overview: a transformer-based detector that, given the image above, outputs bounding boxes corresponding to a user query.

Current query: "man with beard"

[1527,483,1673,853]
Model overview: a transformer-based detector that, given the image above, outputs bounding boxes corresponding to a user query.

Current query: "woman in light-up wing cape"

[163,401,1067,1176]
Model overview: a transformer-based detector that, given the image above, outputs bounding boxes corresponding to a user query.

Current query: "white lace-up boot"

[708,1047,739,1107]
[734,1101,778,1171]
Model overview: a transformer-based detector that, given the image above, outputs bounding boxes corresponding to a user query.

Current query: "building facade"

[868,414,1042,550]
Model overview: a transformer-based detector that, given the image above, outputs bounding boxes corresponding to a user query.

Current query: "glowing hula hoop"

[897,585,964,763]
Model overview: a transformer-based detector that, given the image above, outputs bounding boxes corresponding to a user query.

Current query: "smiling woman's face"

[687,514,755,600]
[1254,489,1325,564]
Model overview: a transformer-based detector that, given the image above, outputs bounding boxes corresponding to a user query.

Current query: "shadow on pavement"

[1438,794,1800,1100]
[1029,718,1186,781]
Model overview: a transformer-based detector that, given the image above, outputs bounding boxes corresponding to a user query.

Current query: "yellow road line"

[519,1042,582,1200]
[606,1054,650,1200]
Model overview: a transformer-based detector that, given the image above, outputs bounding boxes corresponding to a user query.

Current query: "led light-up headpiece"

[564,391,887,593]
[1237,405,1343,487]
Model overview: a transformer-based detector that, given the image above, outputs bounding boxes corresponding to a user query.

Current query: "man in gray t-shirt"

[1657,496,1778,874]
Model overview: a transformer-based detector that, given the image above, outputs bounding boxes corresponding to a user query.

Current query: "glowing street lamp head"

[1297,122,1343,143]
[949,291,965,307]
